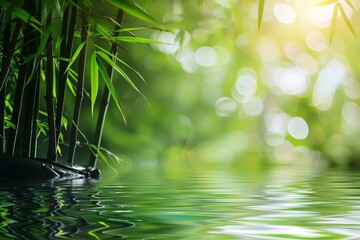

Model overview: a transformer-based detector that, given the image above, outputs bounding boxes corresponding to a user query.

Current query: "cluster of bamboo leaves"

[0,0,165,169]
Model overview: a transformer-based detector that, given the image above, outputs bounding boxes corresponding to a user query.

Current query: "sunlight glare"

[275,68,308,96]
[235,75,257,97]
[309,4,333,28]
[257,37,280,62]
[195,46,217,67]
[242,96,263,116]
[306,31,327,51]
[215,97,237,117]
[274,3,296,24]
[288,117,309,140]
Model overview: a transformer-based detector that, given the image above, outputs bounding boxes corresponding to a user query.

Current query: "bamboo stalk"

[45,12,57,161]
[88,9,124,168]
[54,2,77,162]
[19,2,41,157]
[7,3,33,155]
[67,13,89,165]
[0,22,10,153]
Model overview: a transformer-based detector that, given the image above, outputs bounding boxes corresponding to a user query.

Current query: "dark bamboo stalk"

[67,15,89,165]
[54,2,77,162]
[0,22,10,153]
[20,1,42,157]
[88,9,124,168]
[7,2,32,155]
[45,12,57,161]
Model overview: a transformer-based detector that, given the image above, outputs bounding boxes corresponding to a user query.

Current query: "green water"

[1,165,360,239]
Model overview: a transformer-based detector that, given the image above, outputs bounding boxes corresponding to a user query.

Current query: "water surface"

[1,165,360,239]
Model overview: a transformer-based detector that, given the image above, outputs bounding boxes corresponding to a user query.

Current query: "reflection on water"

[1,165,360,239]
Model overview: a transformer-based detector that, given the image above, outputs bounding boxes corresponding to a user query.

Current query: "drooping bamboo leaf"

[66,75,77,96]
[338,3,356,36]
[113,36,166,44]
[313,0,338,7]
[344,0,355,10]
[94,44,145,83]
[64,41,86,73]
[258,0,265,30]
[97,51,148,103]
[106,0,166,30]
[90,51,99,115]
[96,23,115,41]
[97,59,126,123]
[329,3,339,44]
[12,6,42,32]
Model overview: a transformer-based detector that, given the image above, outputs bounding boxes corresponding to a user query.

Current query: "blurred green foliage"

[98,0,360,169]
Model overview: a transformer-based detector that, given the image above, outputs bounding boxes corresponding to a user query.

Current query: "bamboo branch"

[67,13,89,165]
[88,9,124,168]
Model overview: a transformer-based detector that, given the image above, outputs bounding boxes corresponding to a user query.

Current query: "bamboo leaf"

[62,116,68,130]
[90,52,99,115]
[97,59,126,123]
[97,51,147,103]
[94,44,145,83]
[344,0,355,10]
[113,36,166,44]
[338,3,356,36]
[329,3,339,44]
[258,0,265,30]
[96,23,115,41]
[64,41,86,73]
[106,0,166,30]
[12,7,42,32]
[313,0,338,7]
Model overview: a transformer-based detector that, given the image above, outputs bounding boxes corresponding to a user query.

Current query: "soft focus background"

[89,0,360,171]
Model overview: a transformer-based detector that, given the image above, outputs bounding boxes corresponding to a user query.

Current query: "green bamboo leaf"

[338,3,356,36]
[55,36,63,51]
[94,44,145,83]
[97,59,126,123]
[65,41,86,73]
[329,3,339,44]
[96,23,115,41]
[62,116,68,130]
[118,27,147,32]
[313,0,338,7]
[97,51,140,93]
[97,51,148,103]
[258,0,265,30]
[106,0,166,30]
[90,52,99,115]
[12,7,42,32]
[113,36,166,44]
[344,0,355,9]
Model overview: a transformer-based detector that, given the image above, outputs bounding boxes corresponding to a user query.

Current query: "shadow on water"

[1,165,360,239]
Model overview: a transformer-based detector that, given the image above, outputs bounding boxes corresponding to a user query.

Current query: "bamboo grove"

[0,0,166,172]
